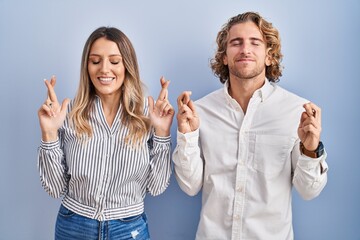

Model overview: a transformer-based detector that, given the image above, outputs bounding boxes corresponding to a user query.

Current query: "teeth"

[99,77,114,82]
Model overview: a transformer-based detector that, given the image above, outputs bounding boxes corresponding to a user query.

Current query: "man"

[173,12,328,240]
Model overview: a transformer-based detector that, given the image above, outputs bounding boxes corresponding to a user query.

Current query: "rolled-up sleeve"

[292,142,328,200]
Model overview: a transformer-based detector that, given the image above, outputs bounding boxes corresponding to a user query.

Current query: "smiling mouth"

[236,58,254,62]
[98,77,115,82]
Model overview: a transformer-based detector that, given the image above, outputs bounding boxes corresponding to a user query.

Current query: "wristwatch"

[300,141,324,158]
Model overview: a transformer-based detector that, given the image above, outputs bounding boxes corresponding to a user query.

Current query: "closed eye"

[230,40,242,47]
[109,56,122,65]
[89,56,101,64]
[250,38,263,46]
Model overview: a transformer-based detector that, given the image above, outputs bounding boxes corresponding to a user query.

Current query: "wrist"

[177,123,188,134]
[300,141,324,158]
[42,131,58,142]
[154,129,170,137]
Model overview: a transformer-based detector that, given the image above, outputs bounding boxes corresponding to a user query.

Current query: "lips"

[236,58,254,62]
[98,77,115,83]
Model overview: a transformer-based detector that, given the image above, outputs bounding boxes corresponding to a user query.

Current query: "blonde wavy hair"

[69,27,150,145]
[210,12,283,83]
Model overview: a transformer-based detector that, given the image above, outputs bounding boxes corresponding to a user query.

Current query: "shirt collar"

[223,81,238,110]
[257,78,274,102]
[223,78,274,104]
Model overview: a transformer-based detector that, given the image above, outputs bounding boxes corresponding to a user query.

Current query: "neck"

[228,75,265,113]
[98,93,121,127]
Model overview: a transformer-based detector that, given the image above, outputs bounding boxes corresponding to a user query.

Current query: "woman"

[37,27,174,240]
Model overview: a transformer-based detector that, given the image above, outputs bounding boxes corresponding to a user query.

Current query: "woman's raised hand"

[38,76,70,141]
[148,76,175,137]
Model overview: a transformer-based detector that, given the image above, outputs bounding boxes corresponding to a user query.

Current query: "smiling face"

[87,37,126,100]
[223,21,271,82]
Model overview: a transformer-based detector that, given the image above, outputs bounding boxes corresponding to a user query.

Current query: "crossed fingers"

[42,76,58,116]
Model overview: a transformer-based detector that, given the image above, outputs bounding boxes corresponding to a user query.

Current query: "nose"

[240,42,251,55]
[100,60,110,73]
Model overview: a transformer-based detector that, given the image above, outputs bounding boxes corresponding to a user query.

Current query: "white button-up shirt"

[173,80,328,240]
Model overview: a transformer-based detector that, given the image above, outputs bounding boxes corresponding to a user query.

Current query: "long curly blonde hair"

[210,12,283,83]
[69,27,150,145]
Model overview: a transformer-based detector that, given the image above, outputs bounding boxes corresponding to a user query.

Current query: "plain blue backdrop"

[1,0,359,239]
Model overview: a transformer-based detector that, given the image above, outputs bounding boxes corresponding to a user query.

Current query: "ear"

[265,48,272,66]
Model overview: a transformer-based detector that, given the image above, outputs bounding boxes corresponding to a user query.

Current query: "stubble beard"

[229,64,265,81]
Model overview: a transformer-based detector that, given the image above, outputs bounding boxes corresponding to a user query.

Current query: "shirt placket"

[231,95,261,240]
[94,133,114,221]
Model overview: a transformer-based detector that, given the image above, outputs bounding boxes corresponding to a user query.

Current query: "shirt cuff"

[298,150,328,174]
[40,138,60,150]
[177,129,199,146]
[153,134,171,144]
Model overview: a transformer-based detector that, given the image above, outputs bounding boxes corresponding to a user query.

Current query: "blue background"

[1,0,359,239]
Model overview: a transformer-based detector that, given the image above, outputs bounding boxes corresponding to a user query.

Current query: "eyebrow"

[229,37,264,43]
[88,54,122,57]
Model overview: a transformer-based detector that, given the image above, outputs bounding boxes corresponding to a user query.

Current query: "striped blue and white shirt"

[38,96,172,221]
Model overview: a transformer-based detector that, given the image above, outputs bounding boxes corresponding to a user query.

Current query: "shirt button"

[234,215,240,220]
[237,186,243,192]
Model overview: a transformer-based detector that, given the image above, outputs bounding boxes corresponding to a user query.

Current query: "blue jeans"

[55,204,150,240]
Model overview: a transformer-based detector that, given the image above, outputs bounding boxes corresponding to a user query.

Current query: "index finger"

[44,76,58,103]
[157,76,170,100]
[303,102,321,116]
[303,102,322,124]
[177,91,192,107]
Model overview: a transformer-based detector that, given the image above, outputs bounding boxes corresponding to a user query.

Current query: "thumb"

[148,96,154,113]
[60,98,71,114]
